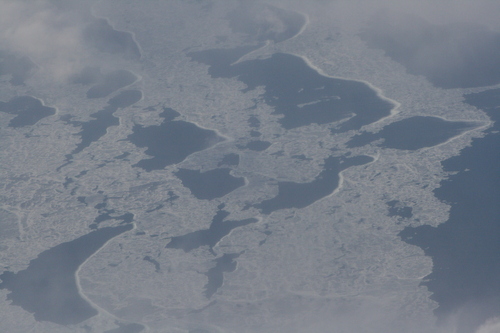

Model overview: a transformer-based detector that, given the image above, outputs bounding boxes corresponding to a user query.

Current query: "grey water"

[250,130,261,137]
[204,253,241,298]
[83,18,141,61]
[360,11,500,89]
[129,107,224,171]
[175,168,245,200]
[189,49,393,131]
[248,116,260,128]
[399,88,500,333]
[166,205,257,253]
[0,96,55,128]
[255,155,373,214]
[143,256,161,273]
[0,224,133,325]
[0,51,36,85]
[386,200,413,219]
[218,153,239,167]
[90,210,134,230]
[71,90,142,155]
[346,116,476,150]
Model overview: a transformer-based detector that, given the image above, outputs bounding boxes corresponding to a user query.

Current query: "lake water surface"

[0,224,133,325]
[347,116,477,150]
[0,96,55,128]
[255,155,373,214]
[166,204,257,253]
[129,107,224,171]
[399,88,500,333]
[189,49,393,131]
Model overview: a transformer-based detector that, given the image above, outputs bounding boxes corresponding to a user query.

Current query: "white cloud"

[475,317,500,333]
[0,0,91,81]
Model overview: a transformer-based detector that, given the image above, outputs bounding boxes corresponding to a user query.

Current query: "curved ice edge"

[294,53,401,126]
[75,222,150,331]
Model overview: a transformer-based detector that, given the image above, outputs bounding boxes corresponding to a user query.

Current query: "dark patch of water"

[248,115,260,128]
[291,154,312,161]
[84,18,141,61]
[82,195,134,229]
[240,140,271,152]
[175,168,245,200]
[189,50,393,131]
[360,11,500,89]
[0,96,55,128]
[218,153,239,167]
[71,90,142,155]
[115,152,131,159]
[250,130,261,137]
[166,191,179,204]
[71,108,119,154]
[166,205,257,253]
[399,88,500,333]
[346,116,476,150]
[0,224,133,325]
[204,253,241,298]
[386,200,413,218]
[129,107,223,171]
[159,107,181,121]
[143,256,161,273]
[255,155,373,214]
[90,211,134,230]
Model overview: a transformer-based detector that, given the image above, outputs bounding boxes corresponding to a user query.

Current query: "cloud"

[475,317,500,333]
[276,0,500,34]
[0,0,91,81]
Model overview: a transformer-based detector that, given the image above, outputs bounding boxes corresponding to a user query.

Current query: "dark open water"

[399,88,500,333]
[0,224,133,325]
